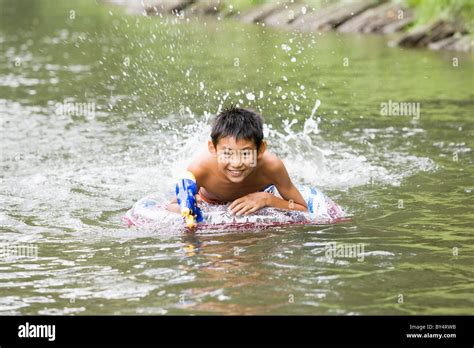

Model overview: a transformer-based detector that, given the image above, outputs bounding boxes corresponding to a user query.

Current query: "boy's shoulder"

[187,152,214,180]
[260,152,285,174]
[258,152,291,186]
[186,151,286,182]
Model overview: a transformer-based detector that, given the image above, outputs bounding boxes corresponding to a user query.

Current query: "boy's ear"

[208,139,217,156]
[257,140,267,159]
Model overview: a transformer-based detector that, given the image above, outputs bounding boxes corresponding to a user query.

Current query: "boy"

[167,106,308,216]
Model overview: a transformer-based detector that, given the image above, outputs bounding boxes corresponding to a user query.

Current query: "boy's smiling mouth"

[227,168,245,177]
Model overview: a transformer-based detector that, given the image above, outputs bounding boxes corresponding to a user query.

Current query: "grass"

[405,0,474,32]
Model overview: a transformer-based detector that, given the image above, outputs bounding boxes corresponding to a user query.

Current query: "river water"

[0,0,473,315]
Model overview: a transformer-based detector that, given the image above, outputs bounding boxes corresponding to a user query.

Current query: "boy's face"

[208,136,266,183]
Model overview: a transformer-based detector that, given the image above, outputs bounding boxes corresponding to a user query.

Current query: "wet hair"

[210,106,264,149]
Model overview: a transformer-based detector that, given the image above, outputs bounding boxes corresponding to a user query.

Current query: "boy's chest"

[201,176,273,201]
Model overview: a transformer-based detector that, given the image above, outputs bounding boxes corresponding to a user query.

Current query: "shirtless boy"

[167,106,308,216]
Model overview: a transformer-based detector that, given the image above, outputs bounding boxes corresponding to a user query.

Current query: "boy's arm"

[229,158,307,216]
[266,158,307,212]
[166,162,204,214]
[166,196,181,214]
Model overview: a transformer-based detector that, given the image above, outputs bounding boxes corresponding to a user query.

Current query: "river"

[0,0,473,315]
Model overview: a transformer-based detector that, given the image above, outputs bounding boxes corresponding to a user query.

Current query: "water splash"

[0,97,437,239]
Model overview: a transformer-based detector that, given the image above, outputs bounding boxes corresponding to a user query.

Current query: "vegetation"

[405,0,474,32]
[226,0,473,32]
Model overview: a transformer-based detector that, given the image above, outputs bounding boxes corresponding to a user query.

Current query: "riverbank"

[106,0,473,52]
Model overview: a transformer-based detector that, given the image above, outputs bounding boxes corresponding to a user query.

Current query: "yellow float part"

[185,214,196,228]
[178,171,196,182]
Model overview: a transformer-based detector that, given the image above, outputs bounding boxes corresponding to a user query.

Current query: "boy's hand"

[228,192,270,216]
[195,194,202,207]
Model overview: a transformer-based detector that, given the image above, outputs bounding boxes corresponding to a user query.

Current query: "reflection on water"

[0,0,473,315]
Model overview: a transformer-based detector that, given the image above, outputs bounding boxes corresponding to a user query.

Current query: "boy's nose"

[230,152,242,166]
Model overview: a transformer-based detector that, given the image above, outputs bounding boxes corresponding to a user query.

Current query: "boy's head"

[208,106,266,183]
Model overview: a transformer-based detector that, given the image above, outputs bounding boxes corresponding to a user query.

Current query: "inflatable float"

[123,183,350,231]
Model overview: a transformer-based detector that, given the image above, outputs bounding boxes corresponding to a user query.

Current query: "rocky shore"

[106,0,473,52]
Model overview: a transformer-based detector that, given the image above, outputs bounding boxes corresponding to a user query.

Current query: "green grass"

[404,0,474,32]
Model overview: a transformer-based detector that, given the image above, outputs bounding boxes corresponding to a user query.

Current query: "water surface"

[0,0,473,315]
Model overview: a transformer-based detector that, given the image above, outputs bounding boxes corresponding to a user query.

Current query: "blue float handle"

[175,171,204,228]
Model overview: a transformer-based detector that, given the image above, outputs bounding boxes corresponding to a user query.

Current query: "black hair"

[210,106,264,149]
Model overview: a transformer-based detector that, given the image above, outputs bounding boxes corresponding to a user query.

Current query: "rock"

[395,21,434,47]
[185,0,222,16]
[428,36,459,50]
[144,0,195,16]
[262,2,311,27]
[449,35,474,52]
[396,20,465,48]
[105,0,473,52]
[338,2,414,33]
[380,15,413,34]
[219,5,239,18]
[363,5,413,33]
[418,21,459,46]
[238,2,288,24]
[338,2,391,33]
[104,0,147,15]
[290,0,378,32]
[429,34,474,52]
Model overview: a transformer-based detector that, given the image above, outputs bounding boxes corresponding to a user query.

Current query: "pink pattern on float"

[122,185,349,230]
